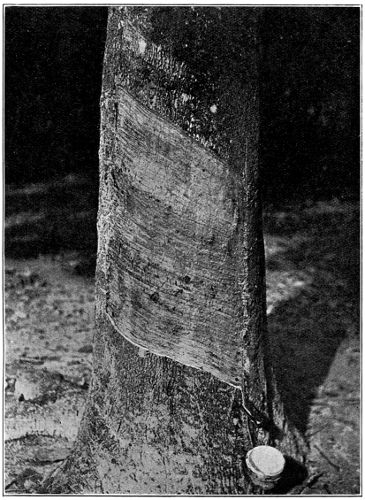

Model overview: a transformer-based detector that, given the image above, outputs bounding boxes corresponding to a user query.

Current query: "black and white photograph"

[4,4,360,495]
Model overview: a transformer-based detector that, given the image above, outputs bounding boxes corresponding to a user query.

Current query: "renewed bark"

[43,7,305,494]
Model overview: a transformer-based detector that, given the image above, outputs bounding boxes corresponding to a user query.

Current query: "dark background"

[5,7,359,199]
[5,6,360,264]
[5,7,108,186]
[4,10,361,493]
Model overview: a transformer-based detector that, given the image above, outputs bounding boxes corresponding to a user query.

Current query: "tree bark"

[43,7,305,494]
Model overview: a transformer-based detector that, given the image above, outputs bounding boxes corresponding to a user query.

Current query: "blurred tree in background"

[5,7,359,203]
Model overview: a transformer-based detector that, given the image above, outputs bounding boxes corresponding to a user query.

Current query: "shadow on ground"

[264,201,359,435]
[6,179,359,437]
[5,175,98,275]
[4,180,360,493]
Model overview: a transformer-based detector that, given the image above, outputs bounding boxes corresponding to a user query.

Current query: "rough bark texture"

[43,7,305,494]
[102,87,255,387]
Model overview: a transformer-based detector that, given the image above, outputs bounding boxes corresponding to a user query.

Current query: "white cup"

[246,445,286,490]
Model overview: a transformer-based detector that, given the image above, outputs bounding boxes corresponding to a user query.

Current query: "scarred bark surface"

[101,87,252,387]
[43,7,305,494]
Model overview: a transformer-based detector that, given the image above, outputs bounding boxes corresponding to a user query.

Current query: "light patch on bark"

[99,88,251,388]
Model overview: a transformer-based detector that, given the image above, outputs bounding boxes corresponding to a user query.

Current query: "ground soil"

[4,177,360,494]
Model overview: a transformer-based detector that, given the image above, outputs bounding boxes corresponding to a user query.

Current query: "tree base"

[41,314,306,495]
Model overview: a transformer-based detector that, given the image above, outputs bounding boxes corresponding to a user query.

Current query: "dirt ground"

[4,178,360,494]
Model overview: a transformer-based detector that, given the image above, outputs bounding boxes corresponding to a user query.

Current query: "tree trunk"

[43,7,305,494]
